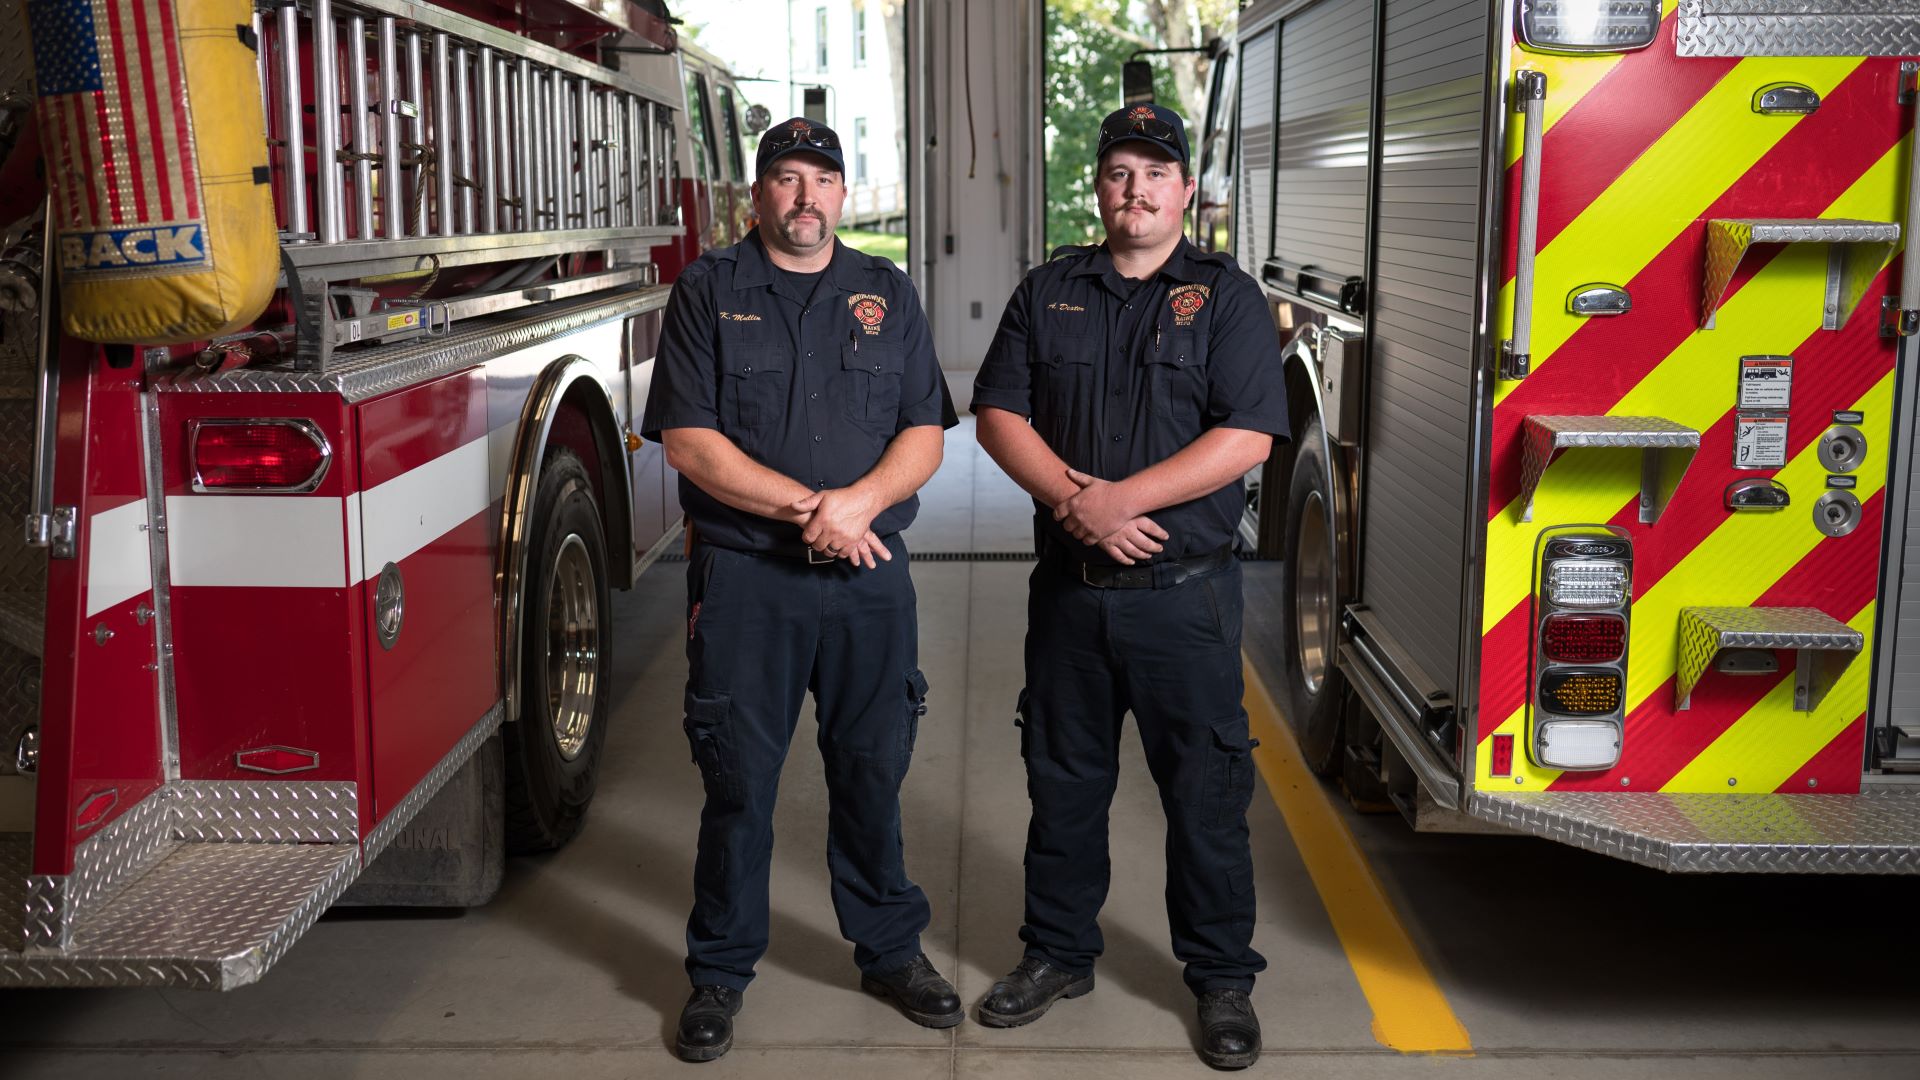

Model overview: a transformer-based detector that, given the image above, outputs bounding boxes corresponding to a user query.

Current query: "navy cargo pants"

[1017,554,1267,994]
[680,537,932,992]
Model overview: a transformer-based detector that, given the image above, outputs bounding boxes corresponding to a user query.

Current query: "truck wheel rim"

[546,533,599,762]
[1295,489,1333,697]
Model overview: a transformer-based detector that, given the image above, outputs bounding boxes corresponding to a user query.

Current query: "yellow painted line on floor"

[1242,657,1473,1055]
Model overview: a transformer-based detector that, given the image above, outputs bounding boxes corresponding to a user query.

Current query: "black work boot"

[1197,988,1261,1069]
[675,985,743,1063]
[861,952,965,1028]
[976,956,1095,1028]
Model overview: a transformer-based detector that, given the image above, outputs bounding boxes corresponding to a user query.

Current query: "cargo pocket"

[903,668,931,750]
[682,689,743,806]
[1203,715,1259,828]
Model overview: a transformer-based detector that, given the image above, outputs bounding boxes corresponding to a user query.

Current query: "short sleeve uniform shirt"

[642,232,957,553]
[971,238,1289,562]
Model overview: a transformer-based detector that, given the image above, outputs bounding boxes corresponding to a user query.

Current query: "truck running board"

[1467,790,1920,874]
[0,835,359,988]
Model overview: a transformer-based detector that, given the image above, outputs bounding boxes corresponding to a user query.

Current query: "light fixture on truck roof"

[1517,0,1661,53]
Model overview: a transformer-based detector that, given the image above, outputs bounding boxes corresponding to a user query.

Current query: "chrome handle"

[1504,70,1547,379]
[22,210,67,557]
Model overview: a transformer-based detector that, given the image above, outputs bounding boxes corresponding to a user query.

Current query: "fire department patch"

[848,293,888,335]
[1168,283,1210,326]
[1128,105,1157,124]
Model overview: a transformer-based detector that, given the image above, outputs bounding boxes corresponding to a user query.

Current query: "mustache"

[1117,201,1158,213]
[784,209,824,223]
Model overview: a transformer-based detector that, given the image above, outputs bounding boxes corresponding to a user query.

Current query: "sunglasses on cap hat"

[764,121,841,155]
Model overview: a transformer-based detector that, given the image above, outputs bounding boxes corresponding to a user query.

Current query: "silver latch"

[24,505,77,559]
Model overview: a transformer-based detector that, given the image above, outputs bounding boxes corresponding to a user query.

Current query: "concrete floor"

[2,385,1919,1077]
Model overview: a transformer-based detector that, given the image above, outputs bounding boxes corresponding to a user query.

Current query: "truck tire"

[505,446,612,853]
[1278,416,1345,776]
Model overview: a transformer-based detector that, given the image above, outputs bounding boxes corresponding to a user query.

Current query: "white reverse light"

[1545,559,1628,609]
[1535,719,1622,770]
[1518,0,1660,53]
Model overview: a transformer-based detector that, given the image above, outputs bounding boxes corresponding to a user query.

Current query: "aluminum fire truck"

[0,0,758,987]
[1209,0,1920,871]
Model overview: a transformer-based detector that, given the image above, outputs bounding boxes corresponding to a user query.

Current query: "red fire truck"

[0,0,755,986]
[1206,0,1920,871]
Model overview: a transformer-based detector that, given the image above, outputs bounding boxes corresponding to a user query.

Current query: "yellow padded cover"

[32,0,276,343]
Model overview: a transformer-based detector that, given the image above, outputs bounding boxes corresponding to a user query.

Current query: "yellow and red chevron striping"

[1485,59,1908,518]
[1774,718,1870,794]
[1475,260,1902,737]
[1473,32,1909,796]
[1548,493,1882,794]
[1498,13,1738,278]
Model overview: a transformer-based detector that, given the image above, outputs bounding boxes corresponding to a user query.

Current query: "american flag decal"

[30,0,210,277]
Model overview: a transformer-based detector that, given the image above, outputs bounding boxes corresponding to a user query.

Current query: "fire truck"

[0,0,757,986]
[1210,0,1920,871]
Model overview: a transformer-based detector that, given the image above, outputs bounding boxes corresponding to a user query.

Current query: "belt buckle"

[807,546,835,565]
[1080,562,1104,588]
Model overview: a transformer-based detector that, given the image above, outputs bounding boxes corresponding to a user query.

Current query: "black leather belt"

[1044,542,1233,589]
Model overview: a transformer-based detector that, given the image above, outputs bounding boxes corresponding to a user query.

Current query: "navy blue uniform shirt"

[971,238,1288,563]
[642,231,957,554]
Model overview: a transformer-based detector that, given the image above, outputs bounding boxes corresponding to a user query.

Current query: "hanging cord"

[963,0,977,180]
[988,4,1007,232]
[397,140,442,299]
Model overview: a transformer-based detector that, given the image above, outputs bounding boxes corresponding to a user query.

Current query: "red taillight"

[1541,613,1626,663]
[1491,734,1514,777]
[192,420,330,492]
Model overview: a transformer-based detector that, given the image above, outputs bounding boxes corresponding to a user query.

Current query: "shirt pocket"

[719,343,790,431]
[1033,333,1097,428]
[1147,331,1208,423]
[841,341,906,427]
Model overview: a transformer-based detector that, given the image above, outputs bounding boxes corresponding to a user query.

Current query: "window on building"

[853,117,868,183]
[853,0,867,67]
[815,7,828,71]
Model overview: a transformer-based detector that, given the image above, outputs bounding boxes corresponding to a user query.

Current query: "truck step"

[0,835,358,989]
[1467,790,1920,873]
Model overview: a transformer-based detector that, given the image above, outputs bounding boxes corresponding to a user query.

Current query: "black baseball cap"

[1095,103,1189,166]
[755,117,845,179]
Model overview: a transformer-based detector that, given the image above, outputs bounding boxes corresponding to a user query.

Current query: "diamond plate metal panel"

[157,288,670,403]
[1676,606,1864,710]
[1518,415,1701,524]
[1702,218,1899,329]
[363,702,503,865]
[0,843,360,988]
[46,790,178,949]
[1678,2,1920,56]
[0,0,32,108]
[172,782,359,844]
[0,832,25,950]
[1469,790,1920,872]
[0,596,39,659]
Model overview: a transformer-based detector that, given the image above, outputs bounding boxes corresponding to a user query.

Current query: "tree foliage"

[1044,0,1235,253]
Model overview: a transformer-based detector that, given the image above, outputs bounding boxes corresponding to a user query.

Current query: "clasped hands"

[1053,468,1167,565]
[791,485,892,569]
